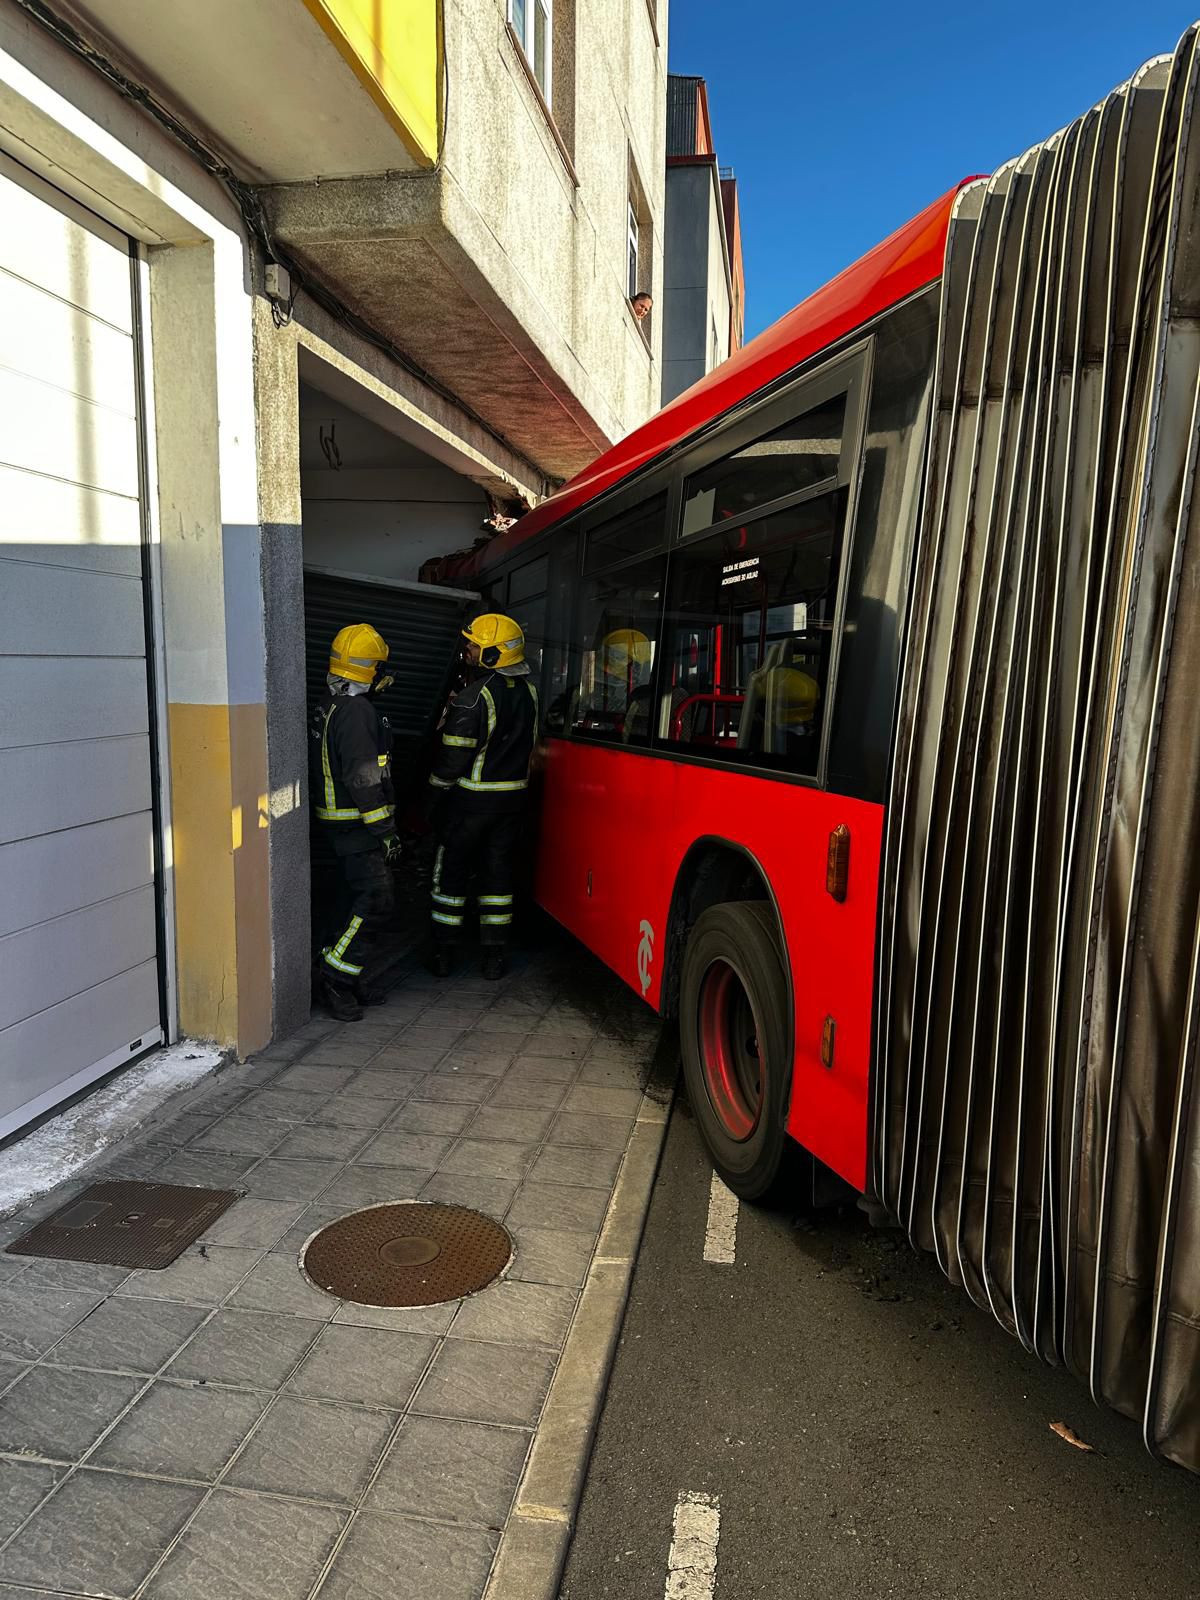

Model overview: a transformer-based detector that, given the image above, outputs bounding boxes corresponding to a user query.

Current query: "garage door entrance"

[0,155,166,1138]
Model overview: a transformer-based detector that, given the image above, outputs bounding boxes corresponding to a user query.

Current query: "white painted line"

[703,1172,738,1264]
[666,1490,720,1600]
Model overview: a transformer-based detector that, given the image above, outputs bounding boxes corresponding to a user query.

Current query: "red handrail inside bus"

[671,692,745,742]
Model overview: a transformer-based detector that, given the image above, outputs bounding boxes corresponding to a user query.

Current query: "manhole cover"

[6,1182,240,1269]
[302,1203,512,1307]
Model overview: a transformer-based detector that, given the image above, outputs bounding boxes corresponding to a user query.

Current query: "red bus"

[439,29,1200,1471]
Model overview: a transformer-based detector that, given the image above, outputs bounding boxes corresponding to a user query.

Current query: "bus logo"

[637,919,655,996]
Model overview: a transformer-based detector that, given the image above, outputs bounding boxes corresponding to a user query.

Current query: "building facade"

[661,73,744,406]
[0,0,668,1137]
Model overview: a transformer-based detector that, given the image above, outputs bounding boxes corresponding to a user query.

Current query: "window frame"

[481,334,876,792]
[627,201,640,301]
[508,0,553,103]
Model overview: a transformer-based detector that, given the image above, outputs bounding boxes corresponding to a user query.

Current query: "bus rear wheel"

[680,900,791,1203]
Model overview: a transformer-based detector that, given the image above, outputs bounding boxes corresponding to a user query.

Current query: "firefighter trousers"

[431,807,524,948]
[321,846,396,988]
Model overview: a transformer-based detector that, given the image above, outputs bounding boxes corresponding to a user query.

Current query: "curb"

[484,1087,672,1600]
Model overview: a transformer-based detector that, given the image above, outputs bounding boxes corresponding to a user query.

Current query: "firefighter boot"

[355,981,390,1007]
[481,947,507,982]
[319,973,363,1023]
[430,943,457,980]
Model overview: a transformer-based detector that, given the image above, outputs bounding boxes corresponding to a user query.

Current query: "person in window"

[739,643,822,766]
[630,292,653,323]
[574,628,652,734]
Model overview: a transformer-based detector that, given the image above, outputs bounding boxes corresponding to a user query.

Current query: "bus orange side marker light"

[821,1016,836,1070]
[826,824,850,902]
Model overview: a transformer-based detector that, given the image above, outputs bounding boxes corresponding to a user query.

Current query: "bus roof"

[469,180,972,571]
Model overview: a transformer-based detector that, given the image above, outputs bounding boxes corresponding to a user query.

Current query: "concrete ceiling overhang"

[58,0,426,182]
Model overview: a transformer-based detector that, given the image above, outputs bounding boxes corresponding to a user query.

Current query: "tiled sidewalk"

[0,944,664,1600]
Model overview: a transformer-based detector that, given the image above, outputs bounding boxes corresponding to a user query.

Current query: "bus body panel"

[537,738,882,1189]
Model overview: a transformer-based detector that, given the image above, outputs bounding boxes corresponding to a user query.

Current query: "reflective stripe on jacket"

[430,672,538,797]
[308,691,395,836]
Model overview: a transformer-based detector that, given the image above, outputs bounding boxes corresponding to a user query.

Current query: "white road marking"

[703,1172,739,1264]
[666,1490,720,1600]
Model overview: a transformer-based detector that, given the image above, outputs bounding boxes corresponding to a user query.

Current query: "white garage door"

[0,156,164,1140]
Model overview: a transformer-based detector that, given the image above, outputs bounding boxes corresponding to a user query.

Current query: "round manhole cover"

[301,1203,512,1307]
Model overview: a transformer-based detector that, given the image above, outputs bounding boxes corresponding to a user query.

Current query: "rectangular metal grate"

[6,1181,241,1269]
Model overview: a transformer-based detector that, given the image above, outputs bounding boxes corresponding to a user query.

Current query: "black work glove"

[380,832,403,866]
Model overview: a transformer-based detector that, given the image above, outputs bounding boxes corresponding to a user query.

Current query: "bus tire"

[679,899,793,1204]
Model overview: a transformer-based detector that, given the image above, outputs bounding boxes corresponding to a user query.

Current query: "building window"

[627,202,640,300]
[710,315,720,372]
[510,0,552,101]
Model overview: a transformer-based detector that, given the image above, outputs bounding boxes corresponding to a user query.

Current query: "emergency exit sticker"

[721,557,760,586]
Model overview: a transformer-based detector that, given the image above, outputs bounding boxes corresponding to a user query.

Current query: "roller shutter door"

[0,155,164,1138]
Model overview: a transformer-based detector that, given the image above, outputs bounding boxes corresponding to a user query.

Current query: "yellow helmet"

[600,628,652,678]
[329,623,388,684]
[767,665,820,727]
[463,613,528,674]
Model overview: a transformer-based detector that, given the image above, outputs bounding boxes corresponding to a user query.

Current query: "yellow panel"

[302,0,441,166]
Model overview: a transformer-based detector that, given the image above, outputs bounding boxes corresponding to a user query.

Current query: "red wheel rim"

[697,959,763,1141]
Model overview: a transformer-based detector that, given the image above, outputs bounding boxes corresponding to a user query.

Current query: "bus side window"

[661,490,847,779]
[569,495,668,747]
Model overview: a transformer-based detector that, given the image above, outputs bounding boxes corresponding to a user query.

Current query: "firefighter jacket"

[430,671,538,809]
[309,688,395,854]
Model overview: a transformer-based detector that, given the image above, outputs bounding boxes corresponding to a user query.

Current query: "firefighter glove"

[380,832,403,866]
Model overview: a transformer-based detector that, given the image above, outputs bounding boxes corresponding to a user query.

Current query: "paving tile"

[433,1048,511,1078]
[410,1072,495,1105]
[450,1281,576,1350]
[236,1088,331,1122]
[341,1068,427,1099]
[0,1459,64,1541]
[575,1057,644,1089]
[225,1396,394,1503]
[419,1174,519,1218]
[198,1198,307,1250]
[272,1064,355,1094]
[529,1143,623,1188]
[333,1299,459,1336]
[288,1326,437,1408]
[318,1167,429,1212]
[396,1024,465,1051]
[563,1083,643,1119]
[155,1111,219,1146]
[548,1110,635,1150]
[189,1116,289,1157]
[463,1030,534,1056]
[228,1253,339,1318]
[413,1338,555,1428]
[486,1077,570,1112]
[271,1124,373,1162]
[440,1140,535,1181]
[91,1379,266,1480]
[145,1488,346,1600]
[310,1095,397,1130]
[507,1227,595,1289]
[0,1287,102,1362]
[119,1246,261,1307]
[49,1296,209,1374]
[303,1039,387,1068]
[505,1055,580,1082]
[318,1510,497,1600]
[167,1309,324,1388]
[240,1159,343,1202]
[152,1151,258,1188]
[272,1208,343,1259]
[251,1035,310,1062]
[368,1414,529,1527]
[0,1366,143,1460]
[520,1035,588,1059]
[190,1086,254,1117]
[505,1182,611,1236]
[387,1099,477,1136]
[468,1013,534,1036]
[17,1258,130,1295]
[355,1130,454,1170]
[0,1470,202,1597]
[466,1106,554,1144]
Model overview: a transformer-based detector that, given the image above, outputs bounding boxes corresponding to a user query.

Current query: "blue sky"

[668,2,1199,338]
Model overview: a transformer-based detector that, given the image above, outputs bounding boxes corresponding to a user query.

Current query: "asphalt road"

[560,1066,1200,1600]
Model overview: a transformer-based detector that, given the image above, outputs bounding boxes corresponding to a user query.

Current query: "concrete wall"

[662,160,732,406]
[299,390,487,581]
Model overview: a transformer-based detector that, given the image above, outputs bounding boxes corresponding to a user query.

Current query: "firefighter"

[309,623,403,1021]
[427,613,538,980]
